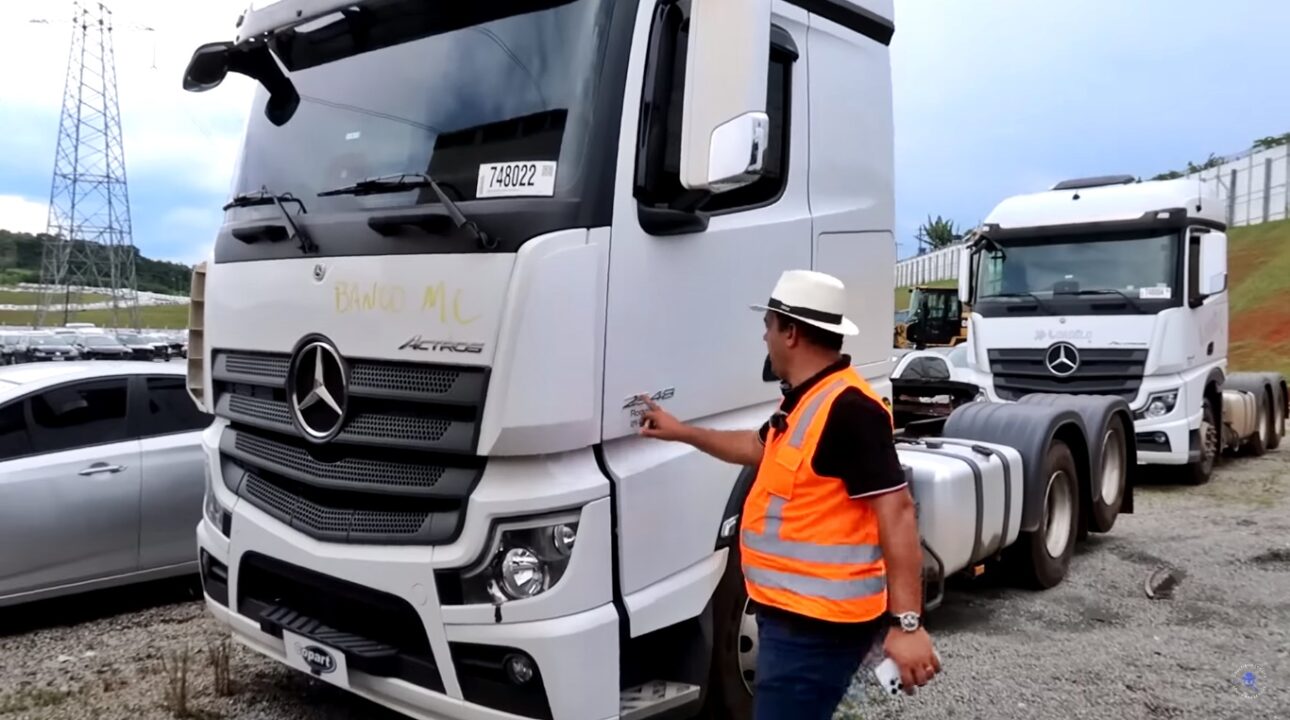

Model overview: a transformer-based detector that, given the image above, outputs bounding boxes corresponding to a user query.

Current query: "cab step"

[619,681,701,720]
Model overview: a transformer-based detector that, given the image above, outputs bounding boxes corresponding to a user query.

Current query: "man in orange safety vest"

[639,269,939,719]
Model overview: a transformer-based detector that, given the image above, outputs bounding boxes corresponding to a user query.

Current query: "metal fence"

[1192,144,1290,227]
[894,243,964,287]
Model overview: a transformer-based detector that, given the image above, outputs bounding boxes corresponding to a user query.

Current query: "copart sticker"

[477,161,557,198]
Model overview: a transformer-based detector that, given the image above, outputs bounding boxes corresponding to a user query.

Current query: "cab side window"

[1187,229,1203,306]
[29,380,129,453]
[0,401,32,461]
[634,4,796,226]
[140,376,213,437]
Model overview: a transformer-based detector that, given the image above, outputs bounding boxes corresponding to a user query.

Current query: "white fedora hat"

[751,269,859,336]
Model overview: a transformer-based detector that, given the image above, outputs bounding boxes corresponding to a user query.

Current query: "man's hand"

[637,396,690,442]
[884,627,940,695]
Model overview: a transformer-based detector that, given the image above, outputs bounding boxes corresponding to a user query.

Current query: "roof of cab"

[983,178,1225,232]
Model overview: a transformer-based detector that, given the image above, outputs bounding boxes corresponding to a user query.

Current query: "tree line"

[0,229,192,295]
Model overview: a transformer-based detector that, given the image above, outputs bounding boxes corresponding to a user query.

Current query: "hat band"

[766,297,842,326]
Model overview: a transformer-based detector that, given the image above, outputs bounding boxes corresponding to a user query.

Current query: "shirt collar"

[780,354,850,405]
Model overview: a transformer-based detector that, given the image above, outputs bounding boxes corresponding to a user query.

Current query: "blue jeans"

[753,609,883,720]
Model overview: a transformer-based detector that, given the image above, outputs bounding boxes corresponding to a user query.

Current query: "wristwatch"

[889,611,921,633]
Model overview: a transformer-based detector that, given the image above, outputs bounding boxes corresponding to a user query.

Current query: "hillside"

[0,229,192,296]
[1228,218,1290,378]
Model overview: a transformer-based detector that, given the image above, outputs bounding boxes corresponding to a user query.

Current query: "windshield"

[233,0,615,215]
[27,336,58,346]
[976,230,1181,314]
[80,336,118,346]
[117,334,142,344]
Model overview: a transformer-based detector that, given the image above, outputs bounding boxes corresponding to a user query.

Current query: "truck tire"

[1242,392,1271,457]
[704,545,754,720]
[1089,415,1127,533]
[1270,386,1285,450]
[1181,398,1217,485]
[1014,440,1078,590]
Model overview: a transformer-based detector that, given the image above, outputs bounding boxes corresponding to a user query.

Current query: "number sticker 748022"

[477,161,558,198]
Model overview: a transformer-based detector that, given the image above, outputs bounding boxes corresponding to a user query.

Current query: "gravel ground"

[2,449,1288,720]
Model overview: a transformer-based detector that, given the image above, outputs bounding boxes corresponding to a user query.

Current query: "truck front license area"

[198,468,620,720]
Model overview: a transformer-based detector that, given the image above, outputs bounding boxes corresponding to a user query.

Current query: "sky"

[1,1,1289,264]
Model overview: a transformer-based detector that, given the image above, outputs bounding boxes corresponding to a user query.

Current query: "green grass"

[0,289,110,305]
[1227,218,1290,379]
[0,304,189,330]
[893,278,957,310]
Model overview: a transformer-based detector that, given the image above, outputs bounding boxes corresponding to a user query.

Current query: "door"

[135,375,214,570]
[601,4,812,599]
[0,379,141,598]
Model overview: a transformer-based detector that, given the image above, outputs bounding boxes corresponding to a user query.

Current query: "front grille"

[989,348,1147,401]
[211,347,488,546]
[241,471,461,544]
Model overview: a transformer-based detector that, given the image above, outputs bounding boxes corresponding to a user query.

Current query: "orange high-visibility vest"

[740,366,893,623]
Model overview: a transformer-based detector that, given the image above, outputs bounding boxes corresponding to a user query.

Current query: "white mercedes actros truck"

[956,176,1288,485]
[183,2,1138,718]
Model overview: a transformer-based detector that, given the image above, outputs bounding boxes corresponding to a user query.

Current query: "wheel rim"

[1100,428,1124,506]
[1258,400,1269,445]
[737,598,759,695]
[1201,411,1217,472]
[1044,470,1074,558]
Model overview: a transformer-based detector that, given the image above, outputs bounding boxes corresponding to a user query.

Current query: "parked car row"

[0,329,187,364]
[0,361,212,606]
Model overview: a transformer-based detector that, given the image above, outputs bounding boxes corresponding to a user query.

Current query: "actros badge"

[399,335,485,354]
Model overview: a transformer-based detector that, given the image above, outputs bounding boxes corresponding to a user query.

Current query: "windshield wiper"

[319,173,494,250]
[982,291,1053,312]
[223,186,317,254]
[1063,288,1148,312]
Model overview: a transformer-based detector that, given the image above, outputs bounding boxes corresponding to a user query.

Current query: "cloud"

[0,195,50,235]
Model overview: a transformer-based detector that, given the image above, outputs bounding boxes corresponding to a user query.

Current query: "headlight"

[440,515,579,605]
[203,465,228,535]
[974,388,988,402]
[1137,391,1178,419]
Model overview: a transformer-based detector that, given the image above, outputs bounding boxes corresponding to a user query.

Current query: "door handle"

[79,464,126,476]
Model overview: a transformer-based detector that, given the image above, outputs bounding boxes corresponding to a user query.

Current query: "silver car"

[0,361,213,606]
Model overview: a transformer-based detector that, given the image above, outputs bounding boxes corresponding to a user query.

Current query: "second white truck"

[956,175,1287,484]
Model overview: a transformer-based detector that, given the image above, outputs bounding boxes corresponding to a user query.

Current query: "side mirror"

[183,42,234,92]
[182,40,300,127]
[679,0,772,192]
[957,247,973,305]
[1197,231,1228,296]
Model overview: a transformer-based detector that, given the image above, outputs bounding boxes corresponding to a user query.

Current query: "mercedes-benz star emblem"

[289,341,348,442]
[1045,342,1080,377]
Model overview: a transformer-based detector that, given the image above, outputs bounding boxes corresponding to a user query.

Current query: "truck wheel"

[704,547,754,720]
[1015,440,1078,590]
[1269,388,1284,450]
[1181,399,1217,485]
[1243,393,1270,457]
[1089,416,1127,533]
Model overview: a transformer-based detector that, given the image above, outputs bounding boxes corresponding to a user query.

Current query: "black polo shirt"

[751,355,906,637]
[757,355,907,499]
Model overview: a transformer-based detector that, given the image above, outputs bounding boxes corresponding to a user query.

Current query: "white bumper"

[198,424,620,720]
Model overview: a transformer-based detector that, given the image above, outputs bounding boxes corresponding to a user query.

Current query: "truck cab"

[957,175,1285,482]
[183,2,898,718]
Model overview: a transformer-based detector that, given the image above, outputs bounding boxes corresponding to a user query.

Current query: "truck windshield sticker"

[476,161,558,199]
[1139,286,1172,300]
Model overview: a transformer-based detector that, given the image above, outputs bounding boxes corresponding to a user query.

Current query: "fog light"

[1154,432,1168,444]
[504,654,535,685]
[550,524,576,556]
[497,548,547,600]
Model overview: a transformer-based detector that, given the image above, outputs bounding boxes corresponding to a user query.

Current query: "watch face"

[899,613,920,632]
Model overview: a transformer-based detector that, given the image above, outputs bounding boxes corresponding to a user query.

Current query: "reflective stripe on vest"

[740,368,890,621]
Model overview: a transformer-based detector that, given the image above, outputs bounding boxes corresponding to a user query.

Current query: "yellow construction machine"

[894,285,968,349]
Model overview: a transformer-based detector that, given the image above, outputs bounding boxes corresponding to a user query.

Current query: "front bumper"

[197,425,619,720]
[1132,408,1199,466]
